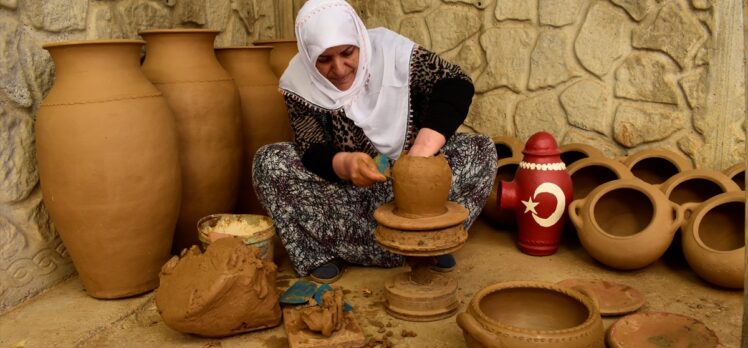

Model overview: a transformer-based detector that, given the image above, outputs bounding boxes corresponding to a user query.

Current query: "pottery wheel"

[557,279,645,316]
[383,270,459,322]
[607,312,719,348]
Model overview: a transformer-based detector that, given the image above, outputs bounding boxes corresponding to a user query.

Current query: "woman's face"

[315,45,359,91]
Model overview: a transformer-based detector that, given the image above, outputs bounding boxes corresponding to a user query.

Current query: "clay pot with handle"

[569,178,684,270]
[567,156,633,202]
[456,281,604,348]
[659,169,740,222]
[722,162,745,190]
[620,148,693,185]
[559,142,604,167]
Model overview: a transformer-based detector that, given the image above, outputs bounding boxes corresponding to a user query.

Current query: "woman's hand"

[408,128,446,157]
[332,152,387,187]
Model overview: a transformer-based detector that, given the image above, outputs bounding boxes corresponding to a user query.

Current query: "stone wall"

[0,0,745,314]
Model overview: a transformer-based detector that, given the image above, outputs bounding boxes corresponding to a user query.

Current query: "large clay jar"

[659,169,740,220]
[215,46,293,214]
[482,158,520,227]
[456,281,604,348]
[252,39,298,77]
[722,162,745,190]
[567,157,633,202]
[621,149,693,185]
[559,143,604,167]
[140,29,243,253]
[681,191,745,289]
[569,178,683,270]
[392,153,451,218]
[36,39,181,298]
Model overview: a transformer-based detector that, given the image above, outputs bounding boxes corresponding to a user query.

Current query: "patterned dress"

[253,46,497,276]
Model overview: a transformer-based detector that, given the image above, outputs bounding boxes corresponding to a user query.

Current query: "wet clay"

[299,290,345,337]
[283,287,366,348]
[155,237,281,337]
[391,153,452,218]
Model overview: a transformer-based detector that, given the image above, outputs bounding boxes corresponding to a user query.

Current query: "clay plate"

[607,312,720,348]
[557,279,645,316]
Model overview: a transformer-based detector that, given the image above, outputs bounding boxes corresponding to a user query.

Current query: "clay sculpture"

[155,237,281,337]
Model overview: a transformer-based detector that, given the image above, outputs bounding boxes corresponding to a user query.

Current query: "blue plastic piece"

[279,279,317,304]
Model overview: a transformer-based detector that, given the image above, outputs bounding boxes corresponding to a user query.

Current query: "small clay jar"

[567,157,633,202]
[482,158,520,227]
[681,191,745,289]
[659,169,741,221]
[569,178,683,270]
[252,39,298,77]
[492,136,524,162]
[391,153,452,218]
[722,162,745,190]
[456,281,604,348]
[621,149,693,185]
[559,143,604,167]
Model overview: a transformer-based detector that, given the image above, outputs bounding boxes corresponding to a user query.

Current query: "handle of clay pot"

[456,312,497,346]
[568,199,584,230]
[670,201,686,232]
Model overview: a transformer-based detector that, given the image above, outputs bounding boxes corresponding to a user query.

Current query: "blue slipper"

[432,254,456,272]
[309,259,345,284]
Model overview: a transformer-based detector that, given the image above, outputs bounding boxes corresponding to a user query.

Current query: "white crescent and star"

[521,182,565,228]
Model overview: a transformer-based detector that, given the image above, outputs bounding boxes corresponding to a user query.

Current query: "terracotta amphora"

[36,39,181,298]
[621,149,693,185]
[569,178,683,270]
[722,162,745,190]
[391,153,452,218]
[681,191,745,289]
[482,158,520,227]
[559,143,604,167]
[456,281,604,348]
[252,39,298,77]
[215,46,293,215]
[659,169,740,221]
[140,29,243,254]
[567,157,633,202]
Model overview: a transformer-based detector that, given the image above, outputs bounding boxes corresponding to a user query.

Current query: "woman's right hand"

[332,152,386,187]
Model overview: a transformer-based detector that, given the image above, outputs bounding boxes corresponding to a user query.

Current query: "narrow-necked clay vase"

[621,149,693,185]
[567,157,633,202]
[659,169,741,221]
[482,158,520,227]
[681,191,745,289]
[722,162,745,190]
[36,39,181,298]
[569,178,684,270]
[140,29,243,254]
[252,39,298,77]
[492,135,524,162]
[559,143,604,167]
[456,281,604,348]
[392,153,452,218]
[215,46,293,215]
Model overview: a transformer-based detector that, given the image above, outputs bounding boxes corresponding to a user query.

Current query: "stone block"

[514,92,567,141]
[615,52,679,105]
[538,0,584,27]
[574,2,630,77]
[528,29,577,90]
[464,89,519,137]
[560,79,610,135]
[610,0,655,21]
[444,0,491,10]
[426,5,481,54]
[402,0,430,13]
[175,0,206,25]
[563,129,624,158]
[0,0,16,10]
[613,103,686,147]
[632,2,707,68]
[22,0,88,32]
[679,69,707,110]
[475,27,535,93]
[399,16,430,48]
[494,0,533,21]
[0,107,37,203]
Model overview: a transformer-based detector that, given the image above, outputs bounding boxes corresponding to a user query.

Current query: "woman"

[253,0,496,283]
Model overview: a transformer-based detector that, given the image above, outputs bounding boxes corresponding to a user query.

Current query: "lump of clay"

[155,237,281,337]
[299,289,345,337]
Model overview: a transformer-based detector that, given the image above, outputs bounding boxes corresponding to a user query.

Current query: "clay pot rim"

[559,142,605,158]
[722,162,746,178]
[253,39,298,44]
[606,311,720,348]
[687,191,746,253]
[659,169,740,198]
[621,149,693,172]
[139,28,221,35]
[566,156,633,177]
[585,178,659,240]
[469,281,600,335]
[42,39,145,49]
[215,45,274,51]
[491,136,524,162]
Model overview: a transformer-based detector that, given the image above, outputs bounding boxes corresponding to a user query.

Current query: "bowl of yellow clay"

[197,214,275,262]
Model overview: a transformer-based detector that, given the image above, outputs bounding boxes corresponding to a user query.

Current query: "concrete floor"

[0,216,743,347]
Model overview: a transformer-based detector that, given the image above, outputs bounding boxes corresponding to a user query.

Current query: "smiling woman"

[315,45,359,91]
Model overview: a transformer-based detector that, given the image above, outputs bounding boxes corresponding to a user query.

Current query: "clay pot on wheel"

[36,39,182,298]
[722,162,745,190]
[392,152,452,218]
[456,281,604,348]
[559,143,604,167]
[569,178,684,270]
[252,39,298,77]
[621,149,693,185]
[682,191,745,289]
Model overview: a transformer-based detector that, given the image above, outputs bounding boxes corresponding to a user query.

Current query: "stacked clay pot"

[456,281,604,347]
[559,143,604,167]
[252,39,298,77]
[567,157,633,202]
[723,162,745,190]
[621,148,693,185]
[36,40,181,298]
[215,46,294,215]
[140,29,243,253]
[569,178,683,270]
[659,169,740,221]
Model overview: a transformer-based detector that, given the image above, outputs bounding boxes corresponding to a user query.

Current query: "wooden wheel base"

[383,270,459,322]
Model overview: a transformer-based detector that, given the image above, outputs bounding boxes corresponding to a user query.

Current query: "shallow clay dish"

[557,279,645,316]
[607,312,720,348]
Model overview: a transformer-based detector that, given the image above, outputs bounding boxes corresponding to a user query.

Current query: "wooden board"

[283,306,366,348]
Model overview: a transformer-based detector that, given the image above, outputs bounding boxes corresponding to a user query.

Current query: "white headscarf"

[279,0,416,159]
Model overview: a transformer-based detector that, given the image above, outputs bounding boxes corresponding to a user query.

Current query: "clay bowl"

[197,214,275,262]
[559,143,605,167]
[482,158,520,227]
[681,191,745,289]
[567,157,633,202]
[722,162,745,190]
[456,281,604,348]
[607,312,720,347]
[492,135,524,162]
[659,169,740,222]
[621,149,693,185]
[569,178,683,270]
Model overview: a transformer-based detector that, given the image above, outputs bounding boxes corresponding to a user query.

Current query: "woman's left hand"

[408,128,446,157]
